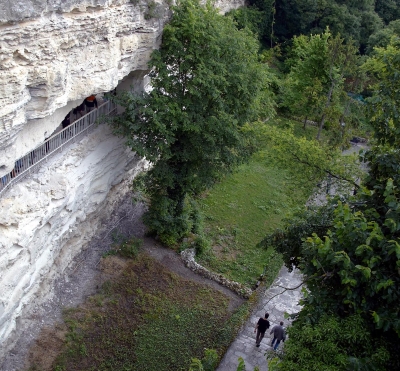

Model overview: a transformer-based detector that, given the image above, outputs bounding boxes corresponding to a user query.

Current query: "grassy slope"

[43,255,248,371]
[197,117,327,287]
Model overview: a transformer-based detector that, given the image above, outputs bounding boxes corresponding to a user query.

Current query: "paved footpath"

[217,266,303,371]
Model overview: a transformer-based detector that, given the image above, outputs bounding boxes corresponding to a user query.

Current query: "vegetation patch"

[196,118,323,287]
[30,254,247,371]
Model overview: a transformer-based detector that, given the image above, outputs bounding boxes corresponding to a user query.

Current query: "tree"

[367,19,400,53]
[280,31,329,129]
[280,29,361,141]
[272,0,382,51]
[375,0,400,24]
[362,36,400,145]
[262,35,400,369]
[269,314,390,371]
[244,121,362,191]
[110,0,274,244]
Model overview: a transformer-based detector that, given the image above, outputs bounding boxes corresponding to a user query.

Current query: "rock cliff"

[0,0,243,175]
[0,0,245,364]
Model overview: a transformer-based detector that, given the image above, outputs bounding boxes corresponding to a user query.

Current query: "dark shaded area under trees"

[230,0,400,54]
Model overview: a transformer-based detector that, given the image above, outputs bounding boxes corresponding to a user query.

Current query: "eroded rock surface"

[0,123,147,356]
[0,0,244,364]
[0,0,244,174]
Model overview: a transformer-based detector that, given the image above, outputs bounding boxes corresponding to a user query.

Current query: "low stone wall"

[181,248,253,299]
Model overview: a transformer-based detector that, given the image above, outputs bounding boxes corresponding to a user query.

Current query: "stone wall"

[181,248,253,298]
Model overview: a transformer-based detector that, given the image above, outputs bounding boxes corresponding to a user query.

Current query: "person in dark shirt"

[270,321,286,350]
[254,312,270,347]
[61,112,71,129]
[73,102,85,119]
[84,95,98,112]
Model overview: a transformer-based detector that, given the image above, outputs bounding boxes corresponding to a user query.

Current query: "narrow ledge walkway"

[217,266,303,371]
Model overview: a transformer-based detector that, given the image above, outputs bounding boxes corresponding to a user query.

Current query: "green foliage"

[363,37,400,145]
[110,0,274,245]
[260,203,335,270]
[197,117,335,286]
[197,155,299,286]
[193,234,210,255]
[51,255,243,371]
[104,234,143,259]
[118,237,143,258]
[367,19,400,52]
[189,358,204,371]
[299,199,399,333]
[228,0,275,45]
[375,0,400,24]
[144,0,159,19]
[264,151,400,367]
[243,120,362,190]
[272,0,382,51]
[264,35,400,368]
[268,314,390,371]
[202,349,219,371]
[280,29,364,140]
[236,357,246,371]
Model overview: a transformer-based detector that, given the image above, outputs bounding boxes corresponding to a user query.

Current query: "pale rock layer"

[0,122,147,355]
[0,0,244,175]
[0,0,245,361]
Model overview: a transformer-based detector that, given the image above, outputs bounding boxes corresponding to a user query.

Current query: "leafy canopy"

[264,36,400,370]
[110,0,274,244]
[280,29,364,141]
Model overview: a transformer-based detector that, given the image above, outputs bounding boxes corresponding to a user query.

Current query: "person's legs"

[271,337,276,347]
[273,339,281,350]
[256,330,265,346]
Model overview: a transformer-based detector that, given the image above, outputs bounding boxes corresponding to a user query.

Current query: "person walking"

[254,313,270,347]
[270,321,286,350]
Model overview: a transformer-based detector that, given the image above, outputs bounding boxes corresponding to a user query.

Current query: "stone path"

[216,266,303,371]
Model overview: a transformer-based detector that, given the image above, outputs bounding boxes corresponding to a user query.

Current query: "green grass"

[29,117,329,371]
[44,254,249,371]
[196,117,322,287]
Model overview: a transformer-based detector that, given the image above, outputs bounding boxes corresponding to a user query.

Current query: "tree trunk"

[317,114,325,140]
[316,83,335,140]
[303,116,308,130]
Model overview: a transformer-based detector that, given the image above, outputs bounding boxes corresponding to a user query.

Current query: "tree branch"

[265,279,307,305]
[289,150,360,189]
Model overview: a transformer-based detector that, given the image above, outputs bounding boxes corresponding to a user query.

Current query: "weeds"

[103,235,143,259]
[49,255,238,371]
[144,0,159,20]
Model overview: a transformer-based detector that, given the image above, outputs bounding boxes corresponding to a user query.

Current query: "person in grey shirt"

[270,321,286,350]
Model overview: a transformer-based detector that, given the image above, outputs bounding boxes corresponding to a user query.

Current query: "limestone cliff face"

[0,0,167,175]
[0,0,244,359]
[0,0,244,175]
[0,124,147,345]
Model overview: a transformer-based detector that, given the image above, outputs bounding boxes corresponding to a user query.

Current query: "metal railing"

[0,100,117,196]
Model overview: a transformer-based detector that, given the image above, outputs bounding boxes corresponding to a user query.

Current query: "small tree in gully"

[110,0,274,245]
